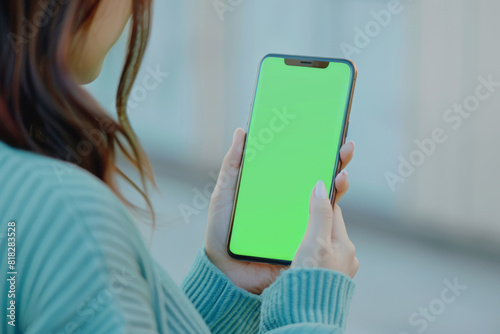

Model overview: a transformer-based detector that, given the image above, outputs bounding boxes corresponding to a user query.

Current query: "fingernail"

[336,170,348,182]
[315,180,328,199]
[233,129,239,142]
[348,140,355,148]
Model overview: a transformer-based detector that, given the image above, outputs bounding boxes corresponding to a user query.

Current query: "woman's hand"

[205,128,355,294]
[291,182,359,278]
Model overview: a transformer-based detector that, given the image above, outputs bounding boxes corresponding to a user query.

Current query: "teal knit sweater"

[0,141,355,334]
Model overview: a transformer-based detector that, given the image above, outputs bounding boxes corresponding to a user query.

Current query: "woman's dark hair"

[0,0,155,221]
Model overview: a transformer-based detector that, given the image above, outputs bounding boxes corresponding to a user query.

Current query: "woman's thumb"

[304,180,334,240]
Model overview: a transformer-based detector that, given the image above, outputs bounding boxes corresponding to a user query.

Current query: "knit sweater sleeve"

[181,247,355,334]
[181,248,262,333]
[260,268,355,333]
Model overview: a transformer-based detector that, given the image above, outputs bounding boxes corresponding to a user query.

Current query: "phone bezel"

[226,54,357,266]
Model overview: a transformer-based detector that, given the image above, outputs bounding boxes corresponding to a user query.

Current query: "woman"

[0,0,358,333]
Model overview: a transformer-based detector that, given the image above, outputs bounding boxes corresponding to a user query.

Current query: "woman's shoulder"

[0,143,162,333]
[1,141,115,202]
[0,141,147,262]
[0,142,159,332]
[0,141,128,223]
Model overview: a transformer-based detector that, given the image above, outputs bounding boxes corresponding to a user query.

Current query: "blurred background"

[86,0,500,333]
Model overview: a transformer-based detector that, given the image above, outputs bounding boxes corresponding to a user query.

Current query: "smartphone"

[226,54,357,266]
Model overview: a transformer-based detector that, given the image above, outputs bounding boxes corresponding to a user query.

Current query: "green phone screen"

[228,55,355,263]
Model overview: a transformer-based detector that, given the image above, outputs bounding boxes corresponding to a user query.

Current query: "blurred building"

[87,1,500,333]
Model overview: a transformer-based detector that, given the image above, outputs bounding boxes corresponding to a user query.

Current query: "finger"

[214,128,246,191]
[304,180,334,241]
[351,257,359,277]
[331,204,350,242]
[334,170,349,204]
[339,140,355,170]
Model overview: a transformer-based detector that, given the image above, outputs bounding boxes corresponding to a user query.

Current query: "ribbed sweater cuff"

[259,268,355,333]
[181,247,261,333]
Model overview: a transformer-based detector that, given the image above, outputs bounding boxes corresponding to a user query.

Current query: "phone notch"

[284,58,329,69]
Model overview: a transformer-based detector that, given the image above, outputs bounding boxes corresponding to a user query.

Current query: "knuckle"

[313,202,334,219]
[352,259,360,277]
[345,242,356,257]
[228,159,240,170]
